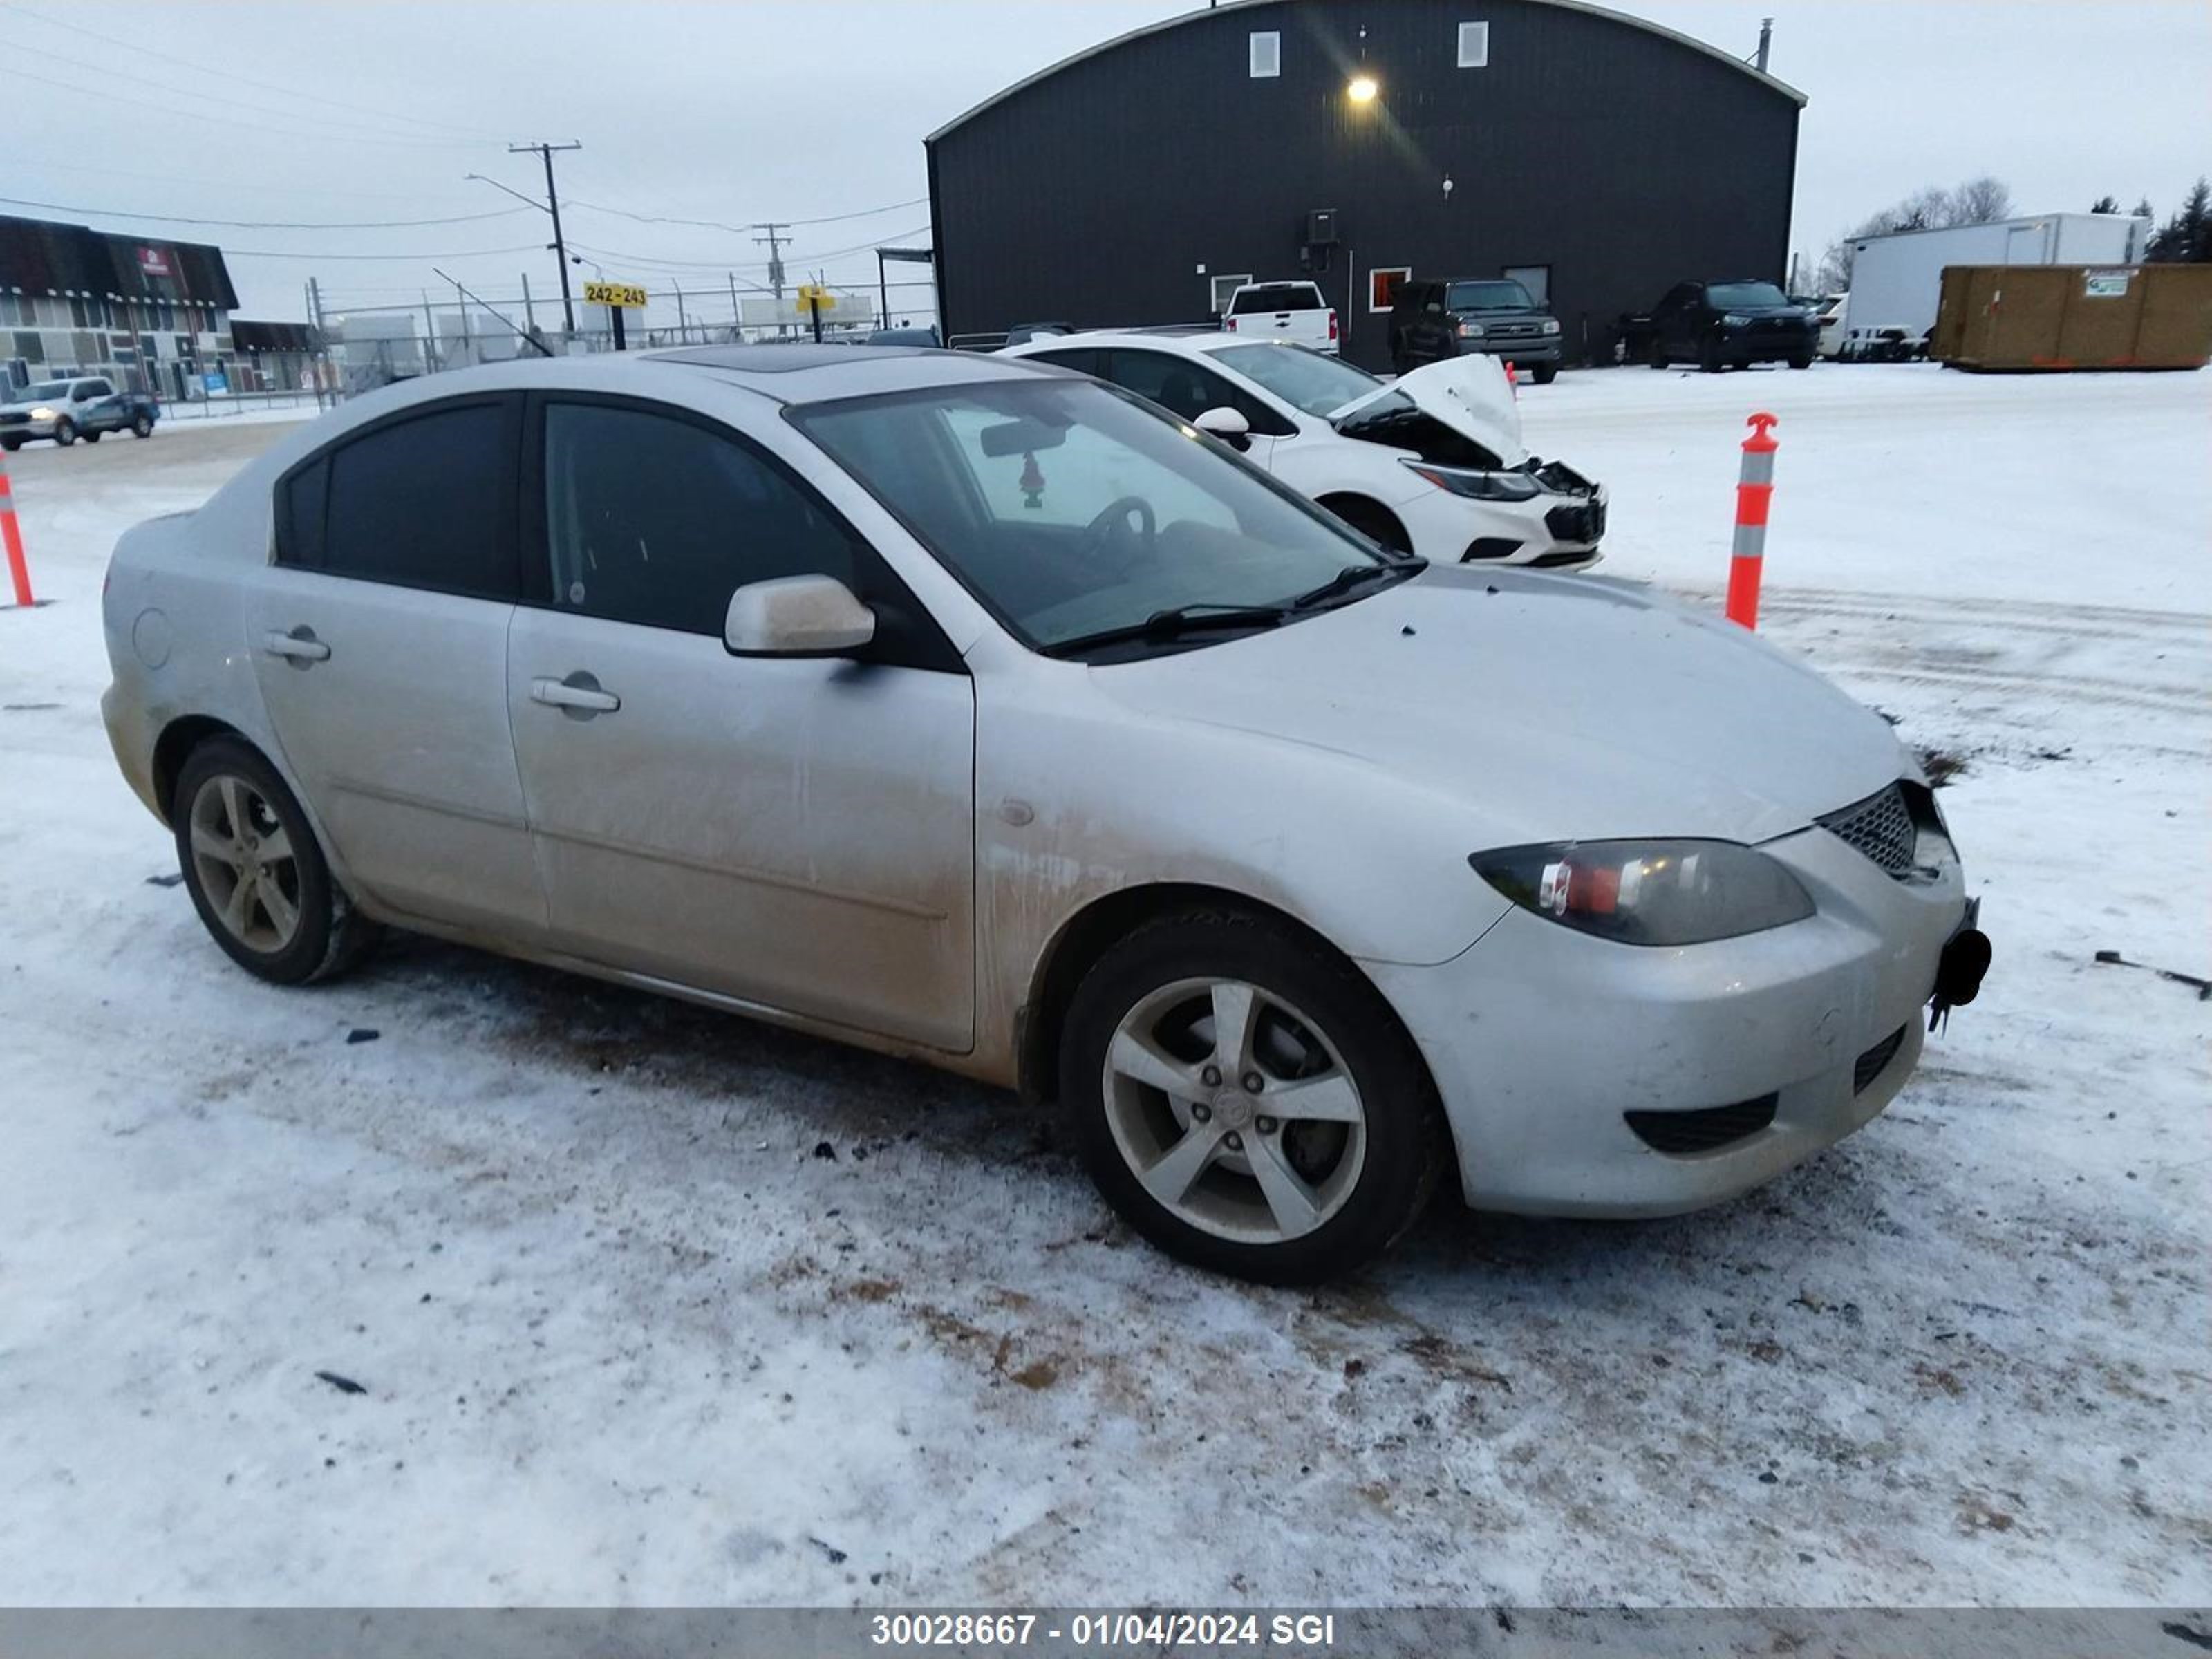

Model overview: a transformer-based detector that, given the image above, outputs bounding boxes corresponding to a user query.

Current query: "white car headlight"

[1403,460,1540,502]
[1540,319,1561,335]
[1471,839,1815,946]
[1457,321,1485,338]
[28,406,55,420]
[1721,313,1752,328]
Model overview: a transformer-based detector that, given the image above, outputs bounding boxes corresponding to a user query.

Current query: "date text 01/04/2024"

[870,1613,1340,1649]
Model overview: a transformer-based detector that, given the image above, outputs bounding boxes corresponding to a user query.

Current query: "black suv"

[1624,280,1819,371]
[1389,278,1562,381]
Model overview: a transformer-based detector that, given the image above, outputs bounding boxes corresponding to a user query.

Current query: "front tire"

[1060,911,1445,1284]
[172,736,376,985]
[1646,338,1668,369]
[0,437,19,452]
[1699,337,1725,373]
[1788,353,1813,371]
[1531,364,1558,385]
[52,418,75,447]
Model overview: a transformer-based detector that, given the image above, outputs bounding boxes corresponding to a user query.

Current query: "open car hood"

[1328,355,1529,469]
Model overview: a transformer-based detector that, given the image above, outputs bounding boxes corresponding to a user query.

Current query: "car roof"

[1005,329,1255,357]
[642,343,1041,403]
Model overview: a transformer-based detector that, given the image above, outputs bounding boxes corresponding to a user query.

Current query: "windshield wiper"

[1040,602,1292,659]
[1288,560,1419,612]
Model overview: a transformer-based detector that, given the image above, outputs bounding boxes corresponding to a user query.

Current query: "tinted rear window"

[312,401,516,599]
[1230,284,1324,314]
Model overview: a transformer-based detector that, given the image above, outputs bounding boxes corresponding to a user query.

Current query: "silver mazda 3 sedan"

[100,346,1989,1282]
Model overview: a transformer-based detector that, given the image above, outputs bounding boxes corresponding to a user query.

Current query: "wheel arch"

[1313,493,1412,554]
[151,715,253,825]
[1015,880,1440,1116]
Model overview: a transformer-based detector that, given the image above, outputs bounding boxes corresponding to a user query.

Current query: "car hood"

[1088,565,1911,846]
[0,398,52,415]
[1330,355,1528,467]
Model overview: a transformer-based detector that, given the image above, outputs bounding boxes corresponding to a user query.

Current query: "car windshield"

[1211,343,1383,418]
[1445,281,1537,312]
[1709,282,1791,309]
[795,378,1400,659]
[18,381,71,402]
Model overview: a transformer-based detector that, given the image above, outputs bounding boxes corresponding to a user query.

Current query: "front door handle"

[261,627,330,664]
[530,671,621,718]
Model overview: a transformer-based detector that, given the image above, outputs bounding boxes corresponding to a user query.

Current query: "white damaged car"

[101,345,1988,1284]
[1002,331,1606,569]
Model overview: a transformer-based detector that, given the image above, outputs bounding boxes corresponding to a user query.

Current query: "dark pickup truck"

[0,375,161,449]
[1618,280,1821,372]
[1390,277,1563,381]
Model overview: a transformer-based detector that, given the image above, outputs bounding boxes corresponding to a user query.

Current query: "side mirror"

[724,574,877,658]
[1193,406,1252,453]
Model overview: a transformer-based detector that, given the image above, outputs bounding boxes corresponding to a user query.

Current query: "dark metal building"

[926,0,1804,366]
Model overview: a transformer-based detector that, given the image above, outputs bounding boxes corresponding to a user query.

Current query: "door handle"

[261,628,330,664]
[530,672,621,716]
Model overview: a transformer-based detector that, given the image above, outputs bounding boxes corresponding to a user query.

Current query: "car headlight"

[28,406,55,419]
[1403,459,1540,501]
[1470,839,1815,946]
[1721,313,1751,328]
[1457,321,1485,338]
[1539,319,1561,335]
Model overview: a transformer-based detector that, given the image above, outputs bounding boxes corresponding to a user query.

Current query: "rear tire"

[82,429,101,443]
[1060,910,1445,1284]
[171,736,377,986]
[52,418,75,447]
[131,413,153,438]
[1320,496,1412,555]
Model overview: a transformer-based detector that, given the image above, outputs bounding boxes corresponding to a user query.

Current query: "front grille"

[1854,1026,1909,1094]
[1544,496,1606,545]
[0,413,27,429]
[1624,1093,1779,1155]
[1819,782,1918,876]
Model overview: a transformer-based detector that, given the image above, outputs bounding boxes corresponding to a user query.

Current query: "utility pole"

[422,290,438,374]
[306,276,328,409]
[675,280,688,343]
[521,272,537,335]
[1755,16,1773,72]
[510,140,582,333]
[751,223,791,299]
[728,272,741,343]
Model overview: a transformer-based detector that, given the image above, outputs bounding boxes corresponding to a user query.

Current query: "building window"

[1458,21,1490,67]
[1209,272,1253,315]
[1249,31,1280,77]
[1369,267,1412,312]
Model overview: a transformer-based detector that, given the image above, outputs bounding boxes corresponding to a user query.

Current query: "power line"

[0,32,498,150]
[1,66,485,149]
[0,194,534,231]
[0,0,510,142]
[227,243,550,262]
[566,196,930,236]
[567,225,932,275]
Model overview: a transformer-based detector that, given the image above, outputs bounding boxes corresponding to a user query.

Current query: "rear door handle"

[530,672,621,716]
[261,628,330,664]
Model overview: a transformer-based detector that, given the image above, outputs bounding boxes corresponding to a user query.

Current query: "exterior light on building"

[1347,74,1379,104]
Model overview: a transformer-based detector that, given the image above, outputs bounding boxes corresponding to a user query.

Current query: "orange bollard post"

[1725,412,1779,630]
[0,447,32,608]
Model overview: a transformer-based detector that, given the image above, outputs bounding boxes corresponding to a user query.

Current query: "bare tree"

[1815,176,2016,292]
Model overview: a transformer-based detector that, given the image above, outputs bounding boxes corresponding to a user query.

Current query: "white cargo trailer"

[1840,213,2150,358]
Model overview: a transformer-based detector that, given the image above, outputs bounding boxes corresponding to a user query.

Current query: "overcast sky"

[3,0,2206,329]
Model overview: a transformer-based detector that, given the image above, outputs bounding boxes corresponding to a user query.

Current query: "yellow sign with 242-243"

[583,279,648,309]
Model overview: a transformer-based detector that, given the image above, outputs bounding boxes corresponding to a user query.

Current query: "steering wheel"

[1082,495,1157,561]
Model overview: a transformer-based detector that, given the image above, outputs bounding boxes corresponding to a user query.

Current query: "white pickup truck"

[1221,280,1338,355]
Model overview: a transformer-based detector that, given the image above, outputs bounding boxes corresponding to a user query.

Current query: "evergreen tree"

[2090,195,2120,215]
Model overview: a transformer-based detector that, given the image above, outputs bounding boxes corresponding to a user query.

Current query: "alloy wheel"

[187,772,303,954]
[1101,977,1368,1244]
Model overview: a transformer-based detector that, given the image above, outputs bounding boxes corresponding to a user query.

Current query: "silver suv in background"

[0,376,161,449]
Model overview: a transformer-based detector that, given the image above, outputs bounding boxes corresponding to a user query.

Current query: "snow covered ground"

[1,366,2206,1609]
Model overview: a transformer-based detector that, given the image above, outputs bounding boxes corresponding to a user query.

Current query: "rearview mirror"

[724,574,877,658]
[980,415,1068,458]
[1193,406,1252,453]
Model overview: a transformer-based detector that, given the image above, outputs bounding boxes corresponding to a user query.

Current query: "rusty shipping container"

[1933,263,2212,371]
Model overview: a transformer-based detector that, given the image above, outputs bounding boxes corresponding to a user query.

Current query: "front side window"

[795,379,1389,657]
[1211,343,1383,418]
[19,379,71,402]
[542,401,854,634]
[293,399,516,598]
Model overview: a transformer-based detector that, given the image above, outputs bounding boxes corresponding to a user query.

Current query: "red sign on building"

[135,245,172,277]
